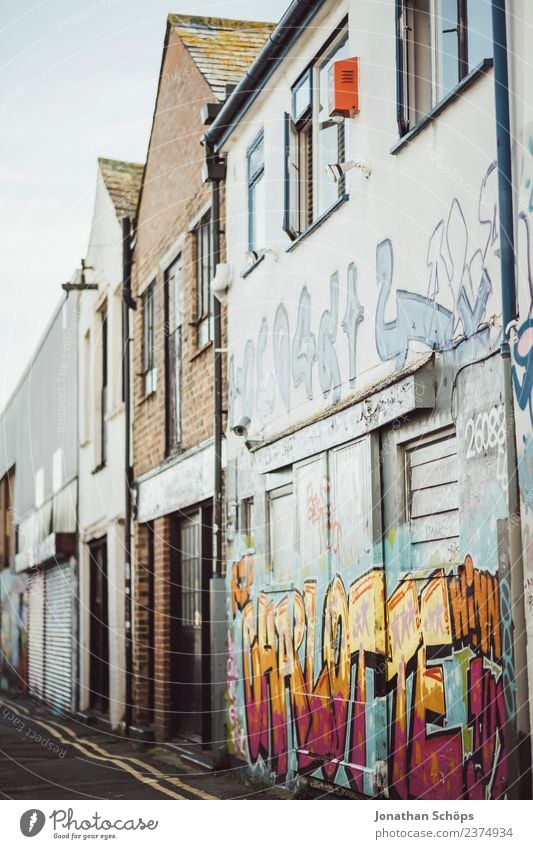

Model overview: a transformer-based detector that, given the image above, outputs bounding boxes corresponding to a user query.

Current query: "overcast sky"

[0,0,287,409]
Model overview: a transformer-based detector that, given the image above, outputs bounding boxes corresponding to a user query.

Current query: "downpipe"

[491,0,531,797]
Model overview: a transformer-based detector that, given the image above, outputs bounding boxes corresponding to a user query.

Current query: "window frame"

[247,130,265,253]
[164,254,183,454]
[194,211,213,349]
[268,483,294,583]
[396,0,494,137]
[100,302,108,466]
[283,20,349,241]
[142,282,157,397]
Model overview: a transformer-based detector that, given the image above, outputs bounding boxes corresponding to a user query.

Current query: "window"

[247,131,266,252]
[165,254,183,453]
[240,497,255,546]
[398,0,493,134]
[142,283,157,396]
[284,26,349,239]
[194,212,213,348]
[100,304,108,465]
[82,329,91,443]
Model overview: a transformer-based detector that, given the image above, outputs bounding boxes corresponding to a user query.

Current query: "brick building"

[131,15,274,757]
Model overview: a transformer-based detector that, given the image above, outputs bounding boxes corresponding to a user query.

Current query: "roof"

[98,157,144,219]
[169,14,276,101]
[205,0,327,151]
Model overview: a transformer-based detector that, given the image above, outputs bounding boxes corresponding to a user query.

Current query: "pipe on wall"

[121,216,135,733]
[491,0,531,797]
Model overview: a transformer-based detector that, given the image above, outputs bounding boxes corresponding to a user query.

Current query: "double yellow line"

[0,698,216,801]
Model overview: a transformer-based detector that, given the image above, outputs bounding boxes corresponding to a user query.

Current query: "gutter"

[121,216,135,734]
[203,0,326,152]
[490,0,531,797]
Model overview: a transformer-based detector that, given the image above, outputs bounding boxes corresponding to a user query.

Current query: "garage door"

[27,570,45,701]
[44,563,73,712]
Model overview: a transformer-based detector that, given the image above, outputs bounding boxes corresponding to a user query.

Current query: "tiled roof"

[169,14,276,101]
[98,158,144,219]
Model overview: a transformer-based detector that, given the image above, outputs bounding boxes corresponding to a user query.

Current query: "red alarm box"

[328,57,359,118]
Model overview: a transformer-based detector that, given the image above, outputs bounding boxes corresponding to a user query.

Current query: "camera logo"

[20,810,46,837]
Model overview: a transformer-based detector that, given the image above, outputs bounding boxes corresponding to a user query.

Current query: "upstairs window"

[165,254,183,453]
[100,304,108,466]
[284,25,349,240]
[194,211,213,348]
[397,0,493,134]
[247,131,266,253]
[142,283,157,396]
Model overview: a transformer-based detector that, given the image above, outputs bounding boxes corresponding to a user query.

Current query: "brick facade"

[131,23,225,741]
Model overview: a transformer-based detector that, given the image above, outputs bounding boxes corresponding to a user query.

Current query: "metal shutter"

[407,432,460,572]
[27,570,45,700]
[44,563,72,712]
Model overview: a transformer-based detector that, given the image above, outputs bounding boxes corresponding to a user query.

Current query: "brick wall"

[132,26,223,479]
[131,23,228,741]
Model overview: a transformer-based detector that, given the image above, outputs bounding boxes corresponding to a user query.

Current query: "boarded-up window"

[407,431,460,573]
[330,439,372,567]
[294,454,328,568]
[269,485,294,583]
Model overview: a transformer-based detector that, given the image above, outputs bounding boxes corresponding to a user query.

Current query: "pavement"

[0,692,323,800]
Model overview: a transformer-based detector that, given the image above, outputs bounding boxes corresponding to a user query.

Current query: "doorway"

[170,506,211,744]
[89,538,109,714]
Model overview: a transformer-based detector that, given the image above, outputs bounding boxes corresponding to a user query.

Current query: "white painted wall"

[220,0,533,794]
[506,0,533,766]
[222,0,501,447]
[77,165,127,728]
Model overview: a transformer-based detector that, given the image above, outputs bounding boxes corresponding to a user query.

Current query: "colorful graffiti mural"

[227,550,507,799]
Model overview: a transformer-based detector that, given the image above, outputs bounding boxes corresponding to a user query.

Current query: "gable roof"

[98,157,144,219]
[205,0,328,151]
[169,14,276,101]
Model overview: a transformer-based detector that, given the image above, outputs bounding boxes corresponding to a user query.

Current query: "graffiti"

[230,163,498,426]
[512,215,533,429]
[317,272,341,404]
[230,262,366,425]
[229,552,507,799]
[375,164,496,370]
[376,237,454,369]
[226,629,248,759]
[231,553,254,616]
[292,287,316,401]
[464,405,505,460]
[236,340,255,421]
[256,318,275,418]
[305,476,342,554]
[341,262,364,389]
[375,163,497,369]
[518,435,533,514]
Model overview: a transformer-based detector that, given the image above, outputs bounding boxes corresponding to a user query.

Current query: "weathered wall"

[77,166,127,728]
[132,25,218,481]
[508,0,533,772]
[221,0,523,798]
[131,22,226,740]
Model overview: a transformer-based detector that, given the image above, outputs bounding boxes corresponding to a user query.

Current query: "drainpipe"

[491,0,530,797]
[204,142,227,764]
[121,216,135,733]
[205,144,226,577]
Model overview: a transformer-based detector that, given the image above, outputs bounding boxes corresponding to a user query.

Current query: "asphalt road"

[0,694,293,800]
